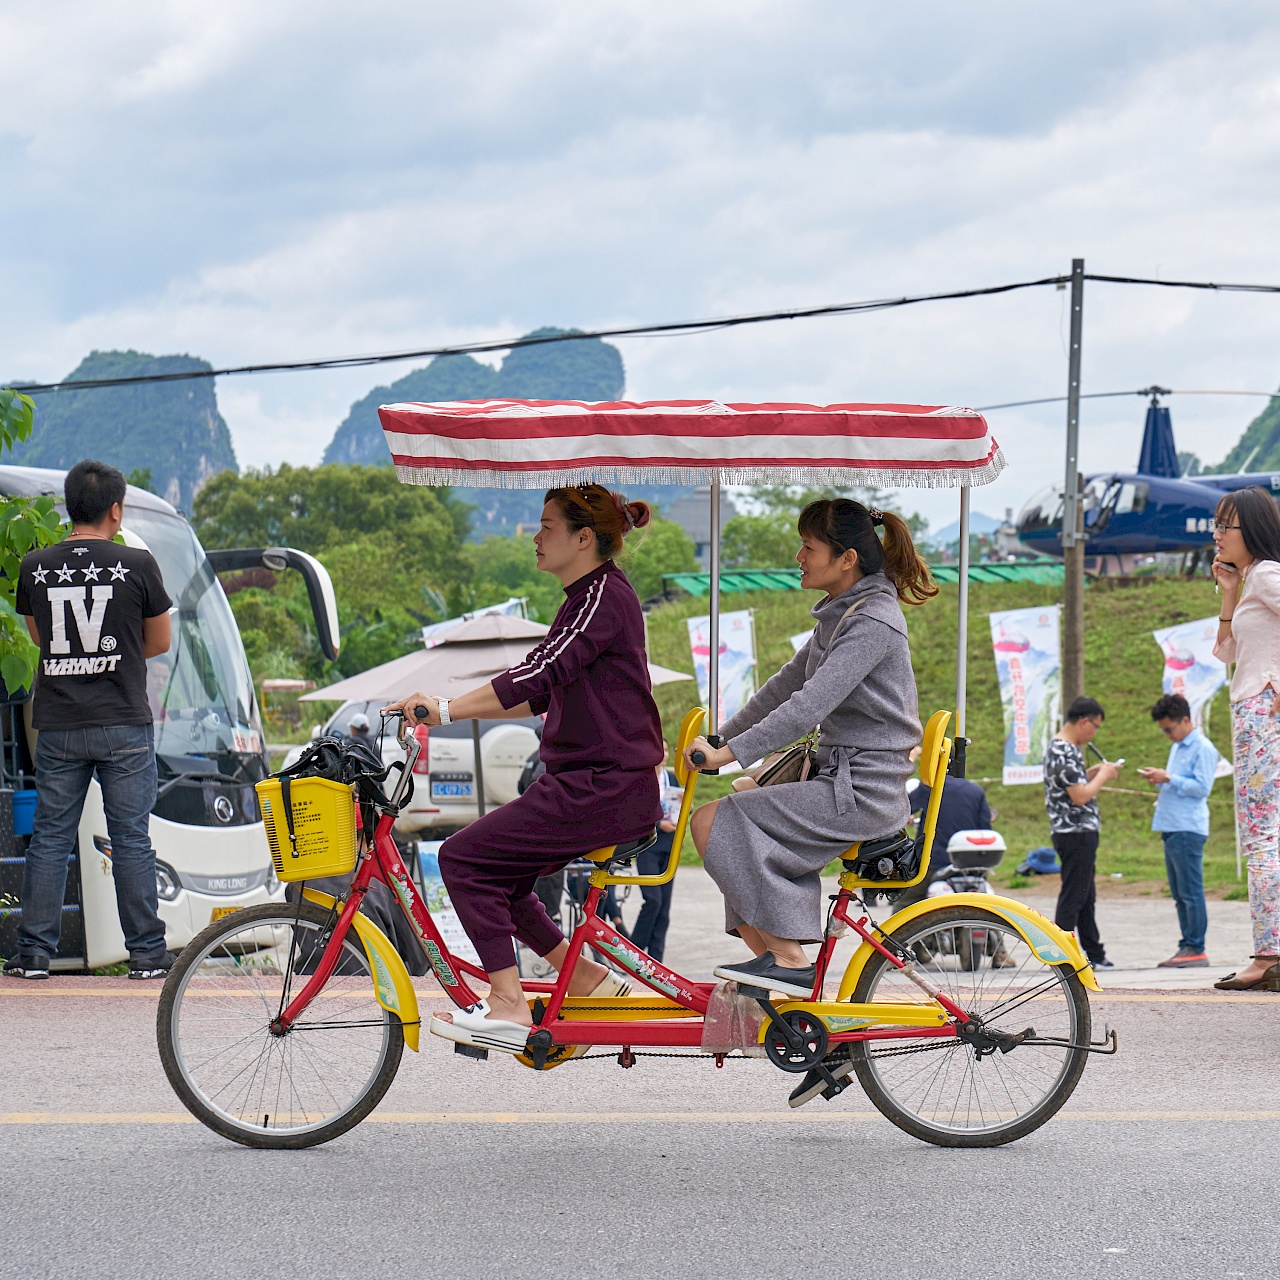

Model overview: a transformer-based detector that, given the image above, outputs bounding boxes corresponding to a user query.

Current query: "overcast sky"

[5,1,1280,528]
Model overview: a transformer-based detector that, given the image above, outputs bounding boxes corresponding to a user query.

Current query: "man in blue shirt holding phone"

[1140,693,1220,969]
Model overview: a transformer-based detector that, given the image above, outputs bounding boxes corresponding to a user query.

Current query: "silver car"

[286,700,542,835]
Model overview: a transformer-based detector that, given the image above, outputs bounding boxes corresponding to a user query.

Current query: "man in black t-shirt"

[3,460,174,981]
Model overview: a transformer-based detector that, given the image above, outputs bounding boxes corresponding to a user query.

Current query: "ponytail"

[797,498,937,606]
[877,509,938,605]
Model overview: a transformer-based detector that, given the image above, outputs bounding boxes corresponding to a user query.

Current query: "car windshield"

[124,507,264,763]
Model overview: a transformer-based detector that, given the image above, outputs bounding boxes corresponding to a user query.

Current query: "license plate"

[211,906,241,922]
[431,781,474,800]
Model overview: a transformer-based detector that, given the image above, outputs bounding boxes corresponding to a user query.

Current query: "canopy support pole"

[471,720,487,818]
[708,480,721,736]
[952,486,970,778]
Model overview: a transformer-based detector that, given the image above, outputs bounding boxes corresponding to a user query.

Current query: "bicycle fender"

[302,888,421,1051]
[835,892,1101,1001]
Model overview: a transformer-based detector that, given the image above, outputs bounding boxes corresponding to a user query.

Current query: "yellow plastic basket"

[256,775,359,882]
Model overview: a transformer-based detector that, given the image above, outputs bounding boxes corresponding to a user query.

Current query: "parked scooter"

[919,829,1015,970]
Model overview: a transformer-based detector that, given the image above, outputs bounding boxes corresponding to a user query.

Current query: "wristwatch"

[438,699,451,726]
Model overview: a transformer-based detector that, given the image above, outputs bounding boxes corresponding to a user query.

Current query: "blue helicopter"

[1015,392,1280,563]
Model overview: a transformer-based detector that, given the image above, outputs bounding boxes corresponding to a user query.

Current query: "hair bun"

[624,500,652,530]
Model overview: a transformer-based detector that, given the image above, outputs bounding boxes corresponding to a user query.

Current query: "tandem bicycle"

[156,704,1114,1150]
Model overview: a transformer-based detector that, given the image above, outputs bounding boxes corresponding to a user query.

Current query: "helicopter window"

[1019,484,1062,533]
[1114,482,1148,515]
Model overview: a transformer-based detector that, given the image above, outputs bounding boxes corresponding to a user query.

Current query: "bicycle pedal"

[453,1042,489,1062]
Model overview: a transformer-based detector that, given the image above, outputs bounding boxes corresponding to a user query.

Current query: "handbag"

[729,597,866,793]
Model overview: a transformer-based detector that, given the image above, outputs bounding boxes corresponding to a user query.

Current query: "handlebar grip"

[690,749,707,766]
[413,705,430,723]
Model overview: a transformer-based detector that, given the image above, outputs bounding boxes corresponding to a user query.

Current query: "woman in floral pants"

[1212,486,1280,990]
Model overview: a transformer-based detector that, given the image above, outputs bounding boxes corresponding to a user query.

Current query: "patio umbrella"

[300,612,692,704]
[378,397,1004,764]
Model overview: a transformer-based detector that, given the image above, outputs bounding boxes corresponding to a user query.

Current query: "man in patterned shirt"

[1043,696,1121,969]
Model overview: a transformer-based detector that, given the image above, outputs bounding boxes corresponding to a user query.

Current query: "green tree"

[620,516,699,599]
[0,390,66,692]
[722,512,798,569]
[451,535,564,623]
[194,464,474,681]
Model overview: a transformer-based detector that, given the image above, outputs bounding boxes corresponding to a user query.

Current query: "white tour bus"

[0,467,338,971]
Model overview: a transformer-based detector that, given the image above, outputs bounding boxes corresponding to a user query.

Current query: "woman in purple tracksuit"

[385,484,663,1053]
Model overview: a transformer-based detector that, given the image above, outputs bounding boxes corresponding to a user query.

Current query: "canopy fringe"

[393,453,1006,491]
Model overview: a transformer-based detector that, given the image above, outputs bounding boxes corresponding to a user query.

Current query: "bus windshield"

[123,507,264,763]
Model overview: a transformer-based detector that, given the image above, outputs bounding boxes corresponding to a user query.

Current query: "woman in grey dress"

[683,498,935,999]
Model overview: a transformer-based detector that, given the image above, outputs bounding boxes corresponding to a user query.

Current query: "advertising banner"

[1152,616,1232,777]
[416,842,480,965]
[688,609,756,724]
[989,604,1061,785]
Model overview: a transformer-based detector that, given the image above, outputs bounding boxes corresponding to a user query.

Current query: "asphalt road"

[2,979,1277,1280]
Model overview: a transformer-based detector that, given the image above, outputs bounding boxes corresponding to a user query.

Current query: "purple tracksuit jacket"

[439,560,664,970]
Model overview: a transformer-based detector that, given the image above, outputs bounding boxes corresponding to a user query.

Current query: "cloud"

[6,2,1280,527]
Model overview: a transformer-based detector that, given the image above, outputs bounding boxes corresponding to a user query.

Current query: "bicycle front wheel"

[849,904,1090,1147]
[157,901,405,1149]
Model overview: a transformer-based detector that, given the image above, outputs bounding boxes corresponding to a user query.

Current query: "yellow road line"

[4,1109,1280,1126]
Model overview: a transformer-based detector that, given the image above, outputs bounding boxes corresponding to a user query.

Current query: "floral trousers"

[1232,689,1280,955]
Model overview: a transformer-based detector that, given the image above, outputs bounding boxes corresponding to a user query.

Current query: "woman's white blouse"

[1214,559,1280,701]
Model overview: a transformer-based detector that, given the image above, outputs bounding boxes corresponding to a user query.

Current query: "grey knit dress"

[705,572,921,942]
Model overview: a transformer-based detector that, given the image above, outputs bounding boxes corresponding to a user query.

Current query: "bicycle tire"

[849,903,1091,1148]
[157,901,405,1149]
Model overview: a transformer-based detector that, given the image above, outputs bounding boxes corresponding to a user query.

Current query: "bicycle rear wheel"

[157,901,404,1149]
[849,904,1090,1147]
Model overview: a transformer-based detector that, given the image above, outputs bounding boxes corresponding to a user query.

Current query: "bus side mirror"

[310,724,323,740]
[206,546,341,661]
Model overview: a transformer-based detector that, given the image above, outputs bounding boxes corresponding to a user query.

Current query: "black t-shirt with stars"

[16,539,172,730]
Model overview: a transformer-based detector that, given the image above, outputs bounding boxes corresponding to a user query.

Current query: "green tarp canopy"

[663,559,1064,597]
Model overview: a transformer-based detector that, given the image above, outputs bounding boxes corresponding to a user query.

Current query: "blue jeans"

[17,724,166,965]
[629,843,674,963]
[1161,830,1208,953]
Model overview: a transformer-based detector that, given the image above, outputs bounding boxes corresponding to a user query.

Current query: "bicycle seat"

[583,828,659,867]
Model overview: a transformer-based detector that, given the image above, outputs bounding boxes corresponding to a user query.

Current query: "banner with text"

[1152,616,1232,778]
[688,609,756,725]
[989,604,1061,785]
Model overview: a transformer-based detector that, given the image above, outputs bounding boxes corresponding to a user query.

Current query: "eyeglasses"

[1214,523,1241,534]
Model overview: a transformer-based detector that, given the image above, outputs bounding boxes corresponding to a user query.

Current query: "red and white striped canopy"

[379,398,1004,490]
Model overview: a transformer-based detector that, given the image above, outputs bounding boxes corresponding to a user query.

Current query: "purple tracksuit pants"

[438,764,660,972]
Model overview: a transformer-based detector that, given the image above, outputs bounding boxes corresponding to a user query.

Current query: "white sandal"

[428,1001,531,1055]
[588,971,632,999]
[562,971,634,1059]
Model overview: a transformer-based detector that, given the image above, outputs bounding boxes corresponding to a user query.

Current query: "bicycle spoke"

[165,908,397,1140]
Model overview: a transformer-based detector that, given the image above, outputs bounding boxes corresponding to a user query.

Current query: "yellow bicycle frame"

[835,891,1102,999]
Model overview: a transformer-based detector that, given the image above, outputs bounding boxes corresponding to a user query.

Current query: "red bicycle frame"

[274,803,964,1056]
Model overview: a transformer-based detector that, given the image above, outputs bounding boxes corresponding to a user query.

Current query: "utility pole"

[1061,258,1086,708]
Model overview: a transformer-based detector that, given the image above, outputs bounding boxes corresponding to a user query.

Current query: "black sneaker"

[788,1050,856,1109]
[128,951,177,980]
[1091,958,1115,970]
[712,951,817,999]
[3,955,51,980]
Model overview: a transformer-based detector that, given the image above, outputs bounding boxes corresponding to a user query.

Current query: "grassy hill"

[1207,392,1280,473]
[645,576,1243,894]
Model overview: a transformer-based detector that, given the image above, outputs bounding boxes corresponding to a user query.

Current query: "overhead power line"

[13,269,1280,396]
[9,275,1075,394]
[979,387,1280,411]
